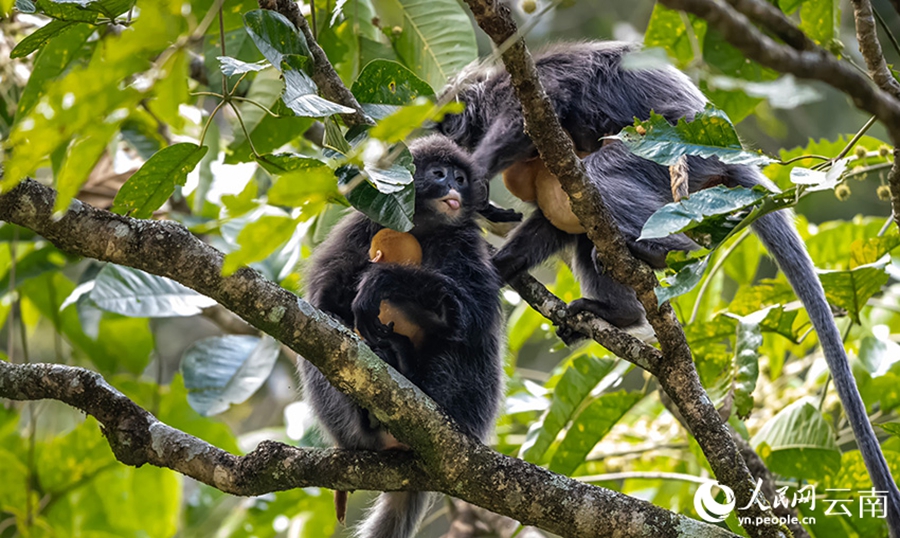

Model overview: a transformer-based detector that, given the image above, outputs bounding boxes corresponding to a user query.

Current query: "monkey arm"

[352,264,469,346]
[491,209,576,281]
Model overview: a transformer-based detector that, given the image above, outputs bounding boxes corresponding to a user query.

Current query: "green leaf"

[519,356,615,464]
[259,154,342,207]
[800,0,840,46]
[339,167,416,232]
[751,400,841,481]
[728,308,766,418]
[880,422,900,438]
[147,49,190,130]
[33,0,98,21]
[351,59,434,105]
[609,105,774,167]
[10,19,78,58]
[222,214,300,275]
[548,391,643,476]
[217,56,269,76]
[729,279,797,316]
[243,9,310,68]
[640,185,767,242]
[371,0,477,89]
[16,21,94,117]
[643,4,707,68]
[706,75,822,111]
[90,264,217,318]
[819,261,889,324]
[54,119,124,214]
[282,59,355,117]
[369,99,462,143]
[181,335,281,416]
[112,143,208,219]
[778,0,806,14]
[657,255,709,305]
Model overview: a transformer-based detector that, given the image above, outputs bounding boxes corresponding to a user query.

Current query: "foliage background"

[1,0,899,536]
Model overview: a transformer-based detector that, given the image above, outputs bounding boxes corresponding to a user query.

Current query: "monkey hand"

[478,204,523,223]
[352,293,393,344]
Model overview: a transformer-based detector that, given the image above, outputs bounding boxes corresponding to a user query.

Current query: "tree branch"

[258,0,373,127]
[459,2,786,537]
[850,0,900,99]
[0,361,428,494]
[723,0,816,51]
[0,179,740,538]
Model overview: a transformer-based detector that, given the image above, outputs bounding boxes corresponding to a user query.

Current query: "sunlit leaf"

[217,56,269,76]
[112,143,208,219]
[643,4,707,68]
[819,261,889,323]
[351,59,433,105]
[222,214,300,275]
[281,58,355,117]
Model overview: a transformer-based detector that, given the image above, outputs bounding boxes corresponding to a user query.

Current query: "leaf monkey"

[438,41,900,525]
[299,135,505,538]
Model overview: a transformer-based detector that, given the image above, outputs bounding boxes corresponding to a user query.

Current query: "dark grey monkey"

[438,41,900,530]
[299,135,504,538]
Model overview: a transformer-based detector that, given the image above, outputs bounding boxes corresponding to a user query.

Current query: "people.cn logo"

[694,481,736,523]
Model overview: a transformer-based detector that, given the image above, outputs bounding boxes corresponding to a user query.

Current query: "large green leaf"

[371,0,477,89]
[819,261,889,324]
[112,143,208,219]
[351,59,434,105]
[519,356,615,464]
[800,0,840,46]
[181,335,281,416]
[548,391,643,476]
[341,173,416,232]
[657,255,710,305]
[243,9,310,68]
[54,119,125,214]
[10,19,79,58]
[751,400,841,481]
[90,264,217,318]
[369,100,462,143]
[640,185,767,242]
[609,105,774,167]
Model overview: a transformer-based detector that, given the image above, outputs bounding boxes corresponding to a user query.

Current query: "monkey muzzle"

[439,190,462,212]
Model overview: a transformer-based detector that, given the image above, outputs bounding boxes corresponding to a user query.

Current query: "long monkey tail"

[353,491,432,538]
[735,167,900,531]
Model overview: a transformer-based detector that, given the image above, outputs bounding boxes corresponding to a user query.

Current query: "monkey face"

[413,160,474,228]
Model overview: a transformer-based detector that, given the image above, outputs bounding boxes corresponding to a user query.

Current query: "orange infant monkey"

[365,229,425,349]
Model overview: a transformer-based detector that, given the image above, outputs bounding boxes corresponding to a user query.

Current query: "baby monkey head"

[408,135,487,230]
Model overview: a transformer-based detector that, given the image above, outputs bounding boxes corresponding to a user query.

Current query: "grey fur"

[439,41,900,529]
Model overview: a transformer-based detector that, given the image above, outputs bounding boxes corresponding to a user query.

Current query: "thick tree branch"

[460,2,785,537]
[656,0,900,143]
[724,0,816,51]
[258,0,373,127]
[0,179,740,538]
[850,0,900,99]
[0,361,428,494]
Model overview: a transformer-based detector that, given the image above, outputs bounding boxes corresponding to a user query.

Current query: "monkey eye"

[456,175,467,184]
